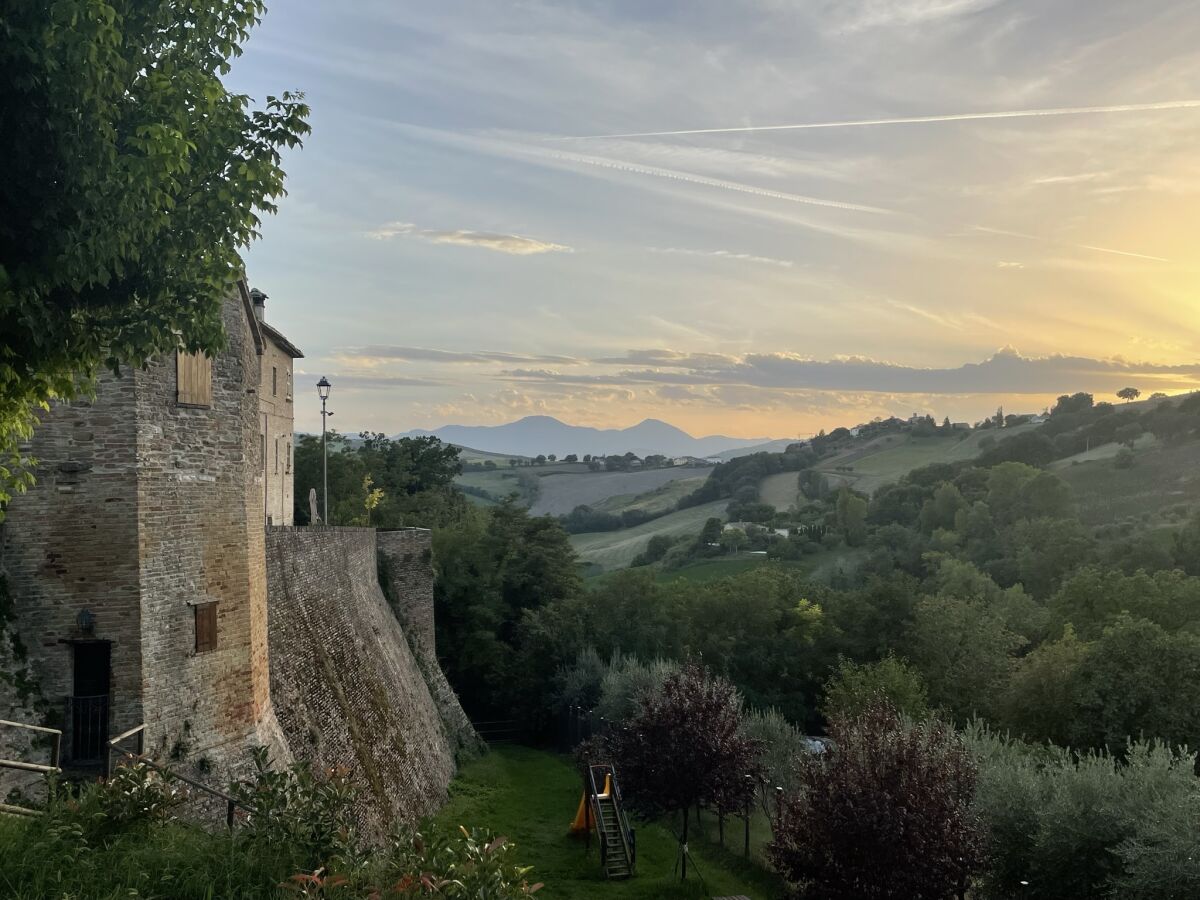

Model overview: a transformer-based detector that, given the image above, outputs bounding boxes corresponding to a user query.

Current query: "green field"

[594,474,710,517]
[811,425,1038,495]
[1058,439,1200,526]
[431,745,782,900]
[570,500,729,572]
[758,471,801,510]
[657,556,809,583]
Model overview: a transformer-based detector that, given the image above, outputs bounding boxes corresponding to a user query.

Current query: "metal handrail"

[0,718,62,775]
[106,724,257,829]
[588,763,635,875]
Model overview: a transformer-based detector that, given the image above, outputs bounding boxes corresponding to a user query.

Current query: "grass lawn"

[433,745,784,900]
[570,500,729,571]
[656,556,809,584]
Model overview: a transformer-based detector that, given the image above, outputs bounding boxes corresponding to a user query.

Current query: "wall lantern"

[76,608,96,636]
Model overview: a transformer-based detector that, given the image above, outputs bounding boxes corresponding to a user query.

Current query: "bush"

[821,655,929,722]
[967,726,1200,899]
[230,746,360,867]
[769,701,985,899]
[0,754,542,899]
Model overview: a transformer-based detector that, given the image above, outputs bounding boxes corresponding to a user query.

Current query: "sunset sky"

[231,0,1200,439]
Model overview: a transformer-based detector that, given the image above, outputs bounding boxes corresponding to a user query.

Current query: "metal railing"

[68,694,109,763]
[106,724,256,829]
[587,762,636,876]
[0,718,63,818]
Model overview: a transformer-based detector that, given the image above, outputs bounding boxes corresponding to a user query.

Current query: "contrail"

[539,146,893,214]
[972,226,1170,262]
[559,100,1200,140]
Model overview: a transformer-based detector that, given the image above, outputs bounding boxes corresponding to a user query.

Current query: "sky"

[229,0,1200,439]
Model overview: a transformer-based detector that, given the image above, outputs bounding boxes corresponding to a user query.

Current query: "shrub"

[230,746,360,869]
[769,701,985,899]
[821,655,929,722]
[967,726,1200,899]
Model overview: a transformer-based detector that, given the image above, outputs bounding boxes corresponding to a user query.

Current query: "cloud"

[344,345,582,366]
[324,374,448,389]
[498,348,1200,395]
[827,0,1006,34]
[649,247,796,268]
[366,221,572,255]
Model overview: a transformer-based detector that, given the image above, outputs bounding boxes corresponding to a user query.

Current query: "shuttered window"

[176,351,213,407]
[194,603,218,653]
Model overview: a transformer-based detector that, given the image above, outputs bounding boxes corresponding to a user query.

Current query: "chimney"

[250,288,268,322]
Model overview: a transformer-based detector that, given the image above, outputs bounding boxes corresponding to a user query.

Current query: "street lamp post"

[317,376,332,524]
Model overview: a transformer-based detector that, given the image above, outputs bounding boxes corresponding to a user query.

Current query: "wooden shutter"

[194,603,218,653]
[176,351,213,407]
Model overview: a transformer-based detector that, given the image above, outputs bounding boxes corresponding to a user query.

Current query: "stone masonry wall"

[265,526,460,837]
[377,529,480,759]
[135,291,285,771]
[0,371,145,772]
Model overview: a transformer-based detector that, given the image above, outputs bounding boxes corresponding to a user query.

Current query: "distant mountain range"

[396,416,786,459]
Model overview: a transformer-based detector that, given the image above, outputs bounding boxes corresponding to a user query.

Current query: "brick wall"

[377,530,480,758]
[265,526,468,837]
[0,287,286,785]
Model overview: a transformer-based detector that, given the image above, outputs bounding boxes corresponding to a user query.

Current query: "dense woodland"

[286,391,1200,897]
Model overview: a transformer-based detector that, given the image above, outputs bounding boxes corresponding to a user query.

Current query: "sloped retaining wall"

[264,526,467,837]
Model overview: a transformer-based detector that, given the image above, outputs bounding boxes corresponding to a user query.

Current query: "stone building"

[0,280,475,829]
[251,288,303,526]
[0,281,285,771]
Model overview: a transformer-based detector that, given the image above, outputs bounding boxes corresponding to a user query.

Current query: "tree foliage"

[599,661,762,877]
[0,1,310,509]
[770,701,986,900]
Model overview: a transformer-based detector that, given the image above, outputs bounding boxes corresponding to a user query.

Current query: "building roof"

[259,320,304,359]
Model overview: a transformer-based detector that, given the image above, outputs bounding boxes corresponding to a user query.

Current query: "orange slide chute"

[568,773,612,834]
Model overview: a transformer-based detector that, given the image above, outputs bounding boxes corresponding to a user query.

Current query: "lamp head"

[317,376,331,400]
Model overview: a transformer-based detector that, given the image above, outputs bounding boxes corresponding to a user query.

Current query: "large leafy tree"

[770,701,986,900]
[0,1,310,509]
[600,661,763,880]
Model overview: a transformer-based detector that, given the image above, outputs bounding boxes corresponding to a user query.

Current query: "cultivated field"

[570,500,729,571]
[808,425,1039,496]
[529,465,712,516]
[759,471,801,510]
[593,473,710,517]
[1058,439,1200,526]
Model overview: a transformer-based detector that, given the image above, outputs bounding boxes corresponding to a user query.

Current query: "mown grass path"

[433,745,783,899]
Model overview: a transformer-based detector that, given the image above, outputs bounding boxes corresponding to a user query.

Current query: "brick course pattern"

[265,526,470,837]
[377,530,481,759]
[0,289,287,792]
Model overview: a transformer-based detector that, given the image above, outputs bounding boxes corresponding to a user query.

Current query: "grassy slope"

[570,501,729,572]
[593,475,711,517]
[810,425,1039,496]
[758,471,800,510]
[531,467,713,517]
[1058,438,1200,526]
[432,745,782,900]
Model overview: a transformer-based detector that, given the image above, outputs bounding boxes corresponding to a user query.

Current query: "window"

[285,370,292,401]
[274,437,280,474]
[194,603,218,653]
[286,442,292,473]
[176,351,212,407]
[272,365,278,396]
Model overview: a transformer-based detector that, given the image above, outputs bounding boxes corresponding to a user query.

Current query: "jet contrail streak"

[972,226,1170,262]
[540,147,893,214]
[558,100,1200,140]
